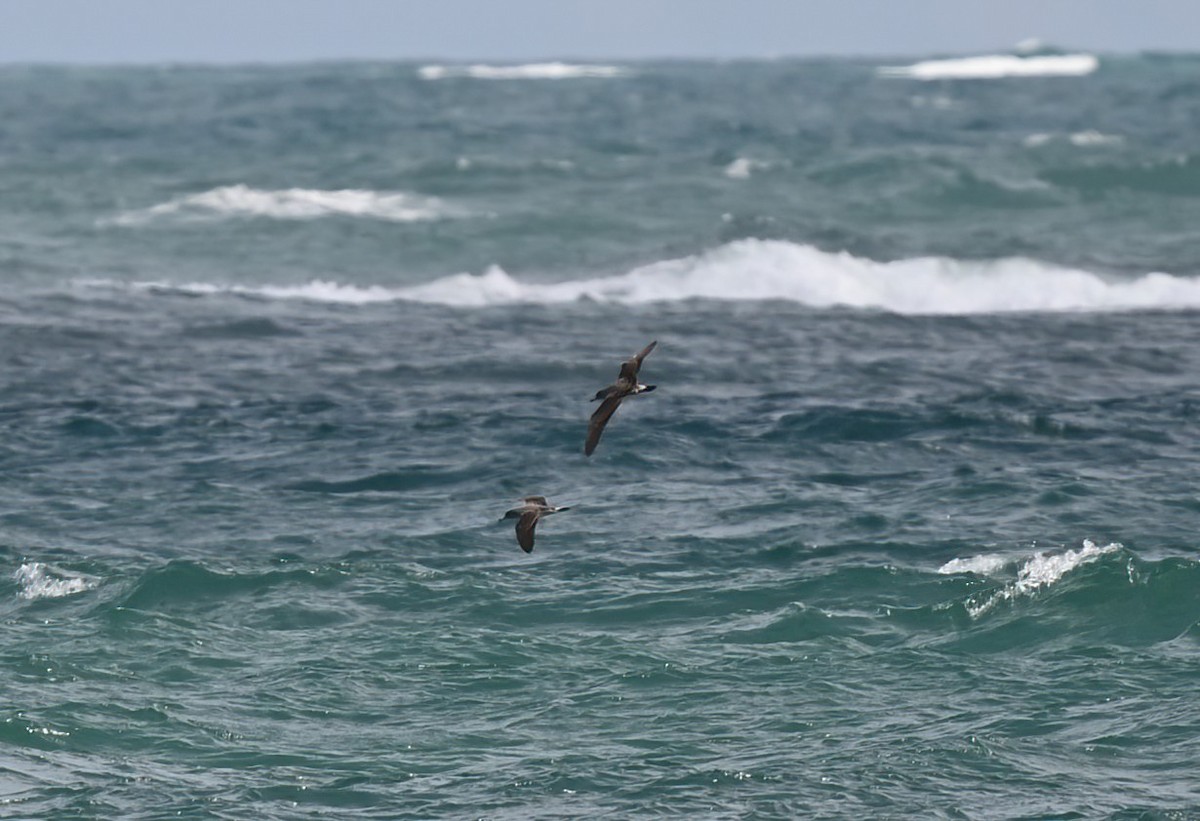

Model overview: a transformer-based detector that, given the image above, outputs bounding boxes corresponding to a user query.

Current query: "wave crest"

[418,62,626,80]
[399,241,1200,313]
[103,185,462,226]
[14,562,98,600]
[75,240,1200,314]
[881,53,1098,80]
[960,540,1121,618]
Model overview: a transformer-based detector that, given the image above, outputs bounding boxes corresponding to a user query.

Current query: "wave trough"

[103,185,462,226]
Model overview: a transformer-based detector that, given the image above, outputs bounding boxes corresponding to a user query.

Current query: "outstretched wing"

[633,340,657,366]
[516,511,540,553]
[585,395,622,456]
[619,340,657,381]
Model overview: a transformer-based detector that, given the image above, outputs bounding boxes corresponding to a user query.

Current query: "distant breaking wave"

[880,53,1098,80]
[417,62,627,80]
[1024,130,1124,148]
[76,240,1200,314]
[103,185,463,226]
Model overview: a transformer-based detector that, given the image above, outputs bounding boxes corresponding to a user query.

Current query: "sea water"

[3,53,1200,818]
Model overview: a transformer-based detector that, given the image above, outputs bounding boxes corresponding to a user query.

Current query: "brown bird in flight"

[502,496,570,553]
[585,340,657,456]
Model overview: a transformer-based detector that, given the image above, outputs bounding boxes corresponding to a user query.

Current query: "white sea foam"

[1024,130,1124,148]
[937,553,1010,576]
[418,62,627,80]
[14,562,98,600]
[103,185,462,226]
[388,242,1200,313]
[74,239,1200,315]
[76,277,408,305]
[880,53,1098,80]
[724,157,769,179]
[964,540,1120,618]
[1070,130,1122,146]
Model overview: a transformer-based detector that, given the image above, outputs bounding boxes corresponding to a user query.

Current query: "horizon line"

[2,47,1191,70]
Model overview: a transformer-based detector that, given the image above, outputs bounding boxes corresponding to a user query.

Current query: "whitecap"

[880,53,1098,80]
[75,277,408,305]
[1024,130,1123,148]
[73,239,1200,315]
[102,185,463,226]
[1069,130,1123,147]
[418,62,627,80]
[937,553,1009,576]
[14,562,98,600]
[724,157,769,179]
[964,540,1120,618]
[384,242,1200,313]
[1014,540,1121,593]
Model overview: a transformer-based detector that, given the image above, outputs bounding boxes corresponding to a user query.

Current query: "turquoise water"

[3,55,1200,819]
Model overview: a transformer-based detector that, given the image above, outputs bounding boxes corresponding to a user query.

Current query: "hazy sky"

[3,0,1198,63]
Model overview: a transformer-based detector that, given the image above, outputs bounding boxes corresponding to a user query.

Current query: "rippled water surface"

[3,55,1200,819]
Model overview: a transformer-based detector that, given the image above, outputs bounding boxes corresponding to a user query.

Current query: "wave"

[417,62,627,80]
[102,185,462,226]
[74,239,1200,314]
[283,466,477,494]
[14,562,98,600]
[76,277,410,305]
[1024,130,1124,148]
[937,553,1009,576]
[1040,154,1200,197]
[724,157,770,179]
[939,540,1121,618]
[119,559,345,610]
[880,53,1098,80]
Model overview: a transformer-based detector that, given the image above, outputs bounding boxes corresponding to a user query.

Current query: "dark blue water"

[3,54,1200,819]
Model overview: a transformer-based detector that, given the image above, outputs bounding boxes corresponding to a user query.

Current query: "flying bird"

[585,340,657,456]
[503,496,570,553]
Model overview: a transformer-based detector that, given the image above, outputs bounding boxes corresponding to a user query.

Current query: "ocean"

[3,52,1200,819]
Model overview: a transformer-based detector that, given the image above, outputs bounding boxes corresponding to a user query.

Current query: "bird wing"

[619,340,657,380]
[516,510,540,553]
[634,340,657,366]
[585,395,622,456]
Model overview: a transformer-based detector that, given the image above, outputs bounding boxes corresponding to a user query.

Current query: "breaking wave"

[880,53,1098,80]
[940,540,1122,618]
[102,185,463,226]
[724,157,771,179]
[14,562,98,600]
[1024,130,1124,148]
[74,239,1200,314]
[417,62,627,80]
